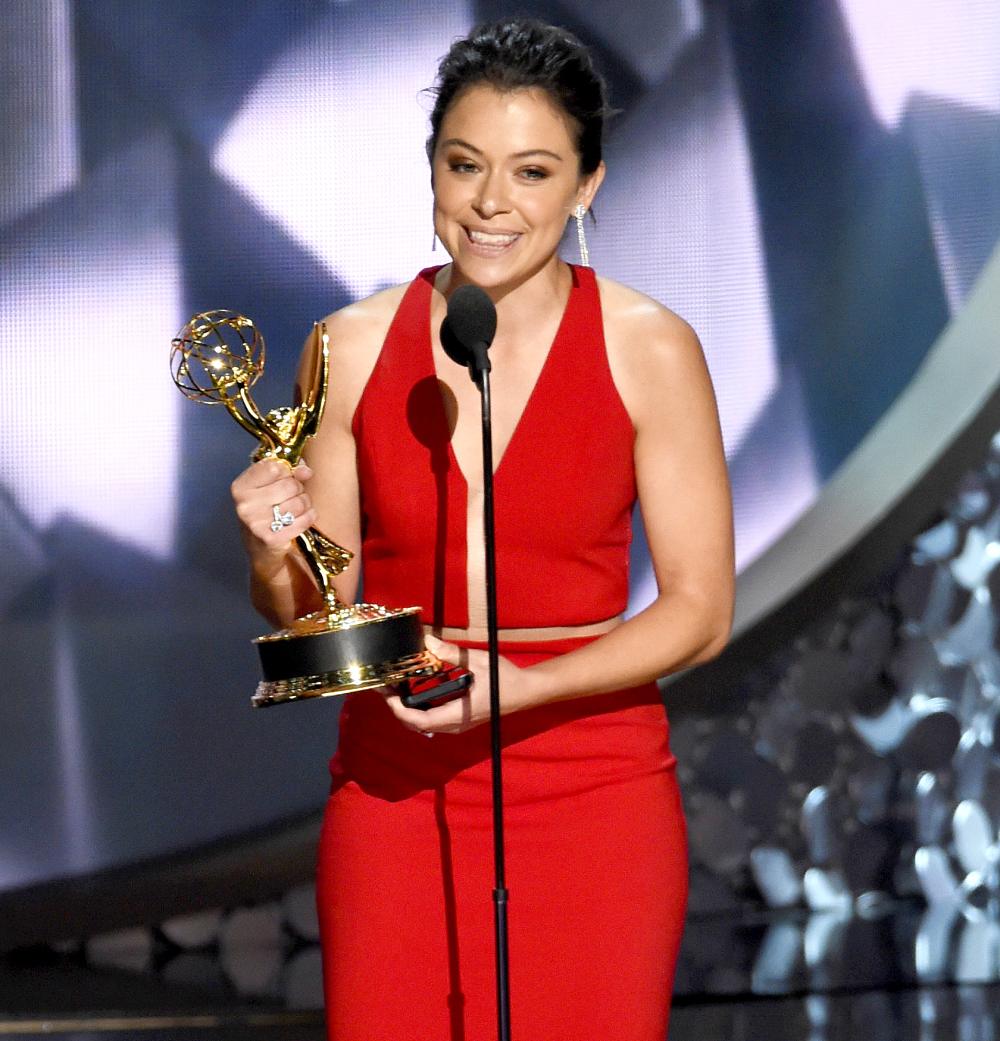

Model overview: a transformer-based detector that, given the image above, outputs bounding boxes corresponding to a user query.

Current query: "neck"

[439,256,572,339]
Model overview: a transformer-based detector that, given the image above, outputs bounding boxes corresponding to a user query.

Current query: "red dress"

[317,267,688,1040]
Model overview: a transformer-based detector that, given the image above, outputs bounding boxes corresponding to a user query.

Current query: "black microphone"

[441,284,497,383]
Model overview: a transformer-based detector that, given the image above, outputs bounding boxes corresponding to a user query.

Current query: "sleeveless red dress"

[317,267,688,1040]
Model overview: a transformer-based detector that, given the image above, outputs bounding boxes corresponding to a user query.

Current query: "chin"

[450,251,556,292]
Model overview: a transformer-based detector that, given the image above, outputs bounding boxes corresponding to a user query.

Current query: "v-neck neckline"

[427,267,578,488]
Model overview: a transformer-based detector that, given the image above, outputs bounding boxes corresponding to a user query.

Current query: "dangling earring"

[574,204,590,267]
[431,225,438,252]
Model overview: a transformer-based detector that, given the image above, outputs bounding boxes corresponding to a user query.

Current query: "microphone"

[441,284,497,383]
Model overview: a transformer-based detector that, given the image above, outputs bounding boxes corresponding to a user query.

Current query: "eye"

[518,166,549,181]
[447,158,479,174]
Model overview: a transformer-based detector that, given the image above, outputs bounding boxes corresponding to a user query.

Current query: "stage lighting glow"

[0,0,79,228]
[839,0,1000,129]
[0,134,182,559]
[213,1,472,301]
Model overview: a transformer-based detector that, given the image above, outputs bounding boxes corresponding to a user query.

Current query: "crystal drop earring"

[574,204,590,267]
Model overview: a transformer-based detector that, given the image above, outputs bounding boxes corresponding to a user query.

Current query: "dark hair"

[427,18,610,175]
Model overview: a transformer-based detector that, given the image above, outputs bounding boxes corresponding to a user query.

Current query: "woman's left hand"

[382,634,535,736]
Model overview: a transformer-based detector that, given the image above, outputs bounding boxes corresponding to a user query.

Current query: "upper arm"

[603,282,735,640]
[295,287,405,603]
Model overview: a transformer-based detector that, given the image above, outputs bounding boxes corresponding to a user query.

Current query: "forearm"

[521,590,731,709]
[246,543,324,630]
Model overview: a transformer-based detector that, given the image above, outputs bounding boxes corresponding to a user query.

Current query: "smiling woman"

[228,16,733,1041]
[430,86,603,291]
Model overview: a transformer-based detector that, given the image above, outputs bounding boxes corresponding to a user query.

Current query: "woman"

[232,18,733,1040]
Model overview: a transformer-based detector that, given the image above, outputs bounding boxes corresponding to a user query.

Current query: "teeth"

[469,230,518,246]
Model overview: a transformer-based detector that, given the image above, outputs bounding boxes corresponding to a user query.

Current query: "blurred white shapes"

[915,845,962,907]
[953,475,992,522]
[803,867,852,912]
[955,732,992,802]
[915,902,959,980]
[916,772,951,846]
[213,0,471,301]
[916,566,959,638]
[161,907,224,949]
[935,586,996,666]
[850,697,912,755]
[220,903,285,996]
[85,926,154,973]
[560,0,703,87]
[838,0,1000,130]
[954,916,1000,981]
[1,132,181,558]
[750,919,800,992]
[913,519,960,563]
[0,0,78,228]
[803,911,848,969]
[801,787,835,866]
[952,800,994,877]
[750,846,802,908]
[951,512,1000,590]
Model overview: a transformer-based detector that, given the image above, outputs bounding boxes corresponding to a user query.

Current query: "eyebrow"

[438,138,565,162]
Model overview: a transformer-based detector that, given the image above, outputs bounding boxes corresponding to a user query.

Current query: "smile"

[464,227,521,253]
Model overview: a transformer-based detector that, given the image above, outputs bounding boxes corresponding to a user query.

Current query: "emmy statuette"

[170,311,451,707]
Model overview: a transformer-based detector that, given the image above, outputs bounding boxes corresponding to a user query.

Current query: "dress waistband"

[426,614,623,645]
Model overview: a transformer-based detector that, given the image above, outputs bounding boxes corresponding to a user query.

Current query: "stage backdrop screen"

[1,0,998,892]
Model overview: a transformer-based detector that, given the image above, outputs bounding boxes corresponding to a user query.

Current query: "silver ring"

[271,504,294,532]
[422,732,434,739]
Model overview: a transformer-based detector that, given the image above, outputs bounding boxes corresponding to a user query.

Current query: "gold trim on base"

[252,650,438,707]
[254,604,421,643]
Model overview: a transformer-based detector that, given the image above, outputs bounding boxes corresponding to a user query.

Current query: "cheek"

[523,195,573,230]
[432,181,466,217]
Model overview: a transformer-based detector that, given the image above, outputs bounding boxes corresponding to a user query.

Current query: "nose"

[473,170,510,218]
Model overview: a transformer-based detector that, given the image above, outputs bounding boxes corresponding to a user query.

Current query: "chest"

[429,319,563,494]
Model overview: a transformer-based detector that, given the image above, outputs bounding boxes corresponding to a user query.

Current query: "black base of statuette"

[250,606,432,706]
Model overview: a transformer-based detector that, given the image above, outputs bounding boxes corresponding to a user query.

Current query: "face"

[431,85,604,291]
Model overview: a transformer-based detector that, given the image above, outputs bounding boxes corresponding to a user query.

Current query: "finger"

[244,458,292,489]
[233,476,304,526]
[423,634,464,666]
[273,492,312,519]
[264,475,307,504]
[282,506,318,541]
[414,697,474,732]
[250,504,317,544]
[292,462,313,481]
[382,693,437,734]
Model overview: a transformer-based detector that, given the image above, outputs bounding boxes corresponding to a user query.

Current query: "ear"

[576,161,606,213]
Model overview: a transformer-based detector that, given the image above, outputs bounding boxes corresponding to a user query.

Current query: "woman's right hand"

[231,459,318,578]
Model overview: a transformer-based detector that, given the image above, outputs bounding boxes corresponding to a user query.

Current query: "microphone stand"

[470,343,512,1041]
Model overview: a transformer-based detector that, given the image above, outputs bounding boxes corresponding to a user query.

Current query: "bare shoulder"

[596,276,701,369]
[320,282,410,369]
[595,275,711,424]
[305,282,410,426]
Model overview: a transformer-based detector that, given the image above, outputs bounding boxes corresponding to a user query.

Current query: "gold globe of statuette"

[171,310,264,405]
[170,310,443,706]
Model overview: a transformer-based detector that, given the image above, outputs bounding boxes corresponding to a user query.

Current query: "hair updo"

[427,18,611,175]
